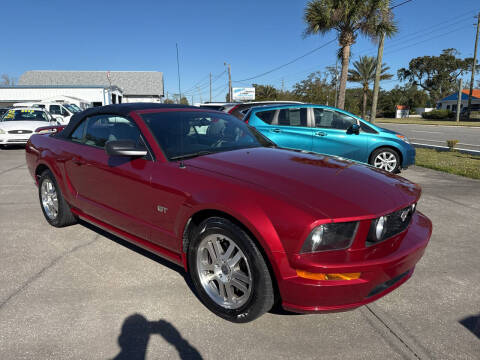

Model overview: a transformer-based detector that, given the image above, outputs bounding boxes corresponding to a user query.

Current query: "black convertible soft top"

[57,103,197,138]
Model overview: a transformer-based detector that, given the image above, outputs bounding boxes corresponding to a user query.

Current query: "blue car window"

[278,108,307,127]
[255,110,275,124]
[314,108,356,130]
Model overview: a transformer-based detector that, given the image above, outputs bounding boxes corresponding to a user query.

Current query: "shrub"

[421,110,453,119]
[446,139,459,150]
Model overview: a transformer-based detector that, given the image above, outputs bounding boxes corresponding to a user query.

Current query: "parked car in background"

[220,101,303,120]
[26,103,431,322]
[13,101,80,125]
[244,104,415,173]
[0,108,10,117]
[196,102,235,111]
[0,108,59,147]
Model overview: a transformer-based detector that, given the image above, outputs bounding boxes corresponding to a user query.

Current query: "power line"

[233,39,336,82]
[390,0,413,10]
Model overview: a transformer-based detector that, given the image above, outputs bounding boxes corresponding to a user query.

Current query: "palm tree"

[348,56,392,118]
[304,0,396,110]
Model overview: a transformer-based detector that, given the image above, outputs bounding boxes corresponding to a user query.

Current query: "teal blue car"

[243,104,415,173]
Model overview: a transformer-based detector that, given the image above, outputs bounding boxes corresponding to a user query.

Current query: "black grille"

[7,139,28,143]
[367,205,415,246]
[8,130,33,134]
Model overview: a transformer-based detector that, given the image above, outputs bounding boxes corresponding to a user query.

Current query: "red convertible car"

[26,104,432,322]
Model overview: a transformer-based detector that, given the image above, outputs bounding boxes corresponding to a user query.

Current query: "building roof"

[18,71,163,97]
[440,89,480,102]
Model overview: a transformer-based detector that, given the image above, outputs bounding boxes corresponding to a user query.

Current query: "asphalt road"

[0,148,479,360]
[378,122,480,152]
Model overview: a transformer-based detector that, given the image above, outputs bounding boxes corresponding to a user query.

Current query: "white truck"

[13,102,82,125]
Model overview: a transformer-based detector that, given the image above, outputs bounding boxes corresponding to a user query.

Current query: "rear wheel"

[38,170,77,227]
[188,217,274,323]
[370,147,401,173]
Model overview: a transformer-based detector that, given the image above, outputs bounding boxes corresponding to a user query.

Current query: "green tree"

[348,55,392,119]
[163,98,175,104]
[252,84,278,101]
[292,71,335,104]
[303,0,396,110]
[398,48,476,102]
[179,96,189,105]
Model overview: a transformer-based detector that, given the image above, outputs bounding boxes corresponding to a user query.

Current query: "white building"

[18,70,164,104]
[0,85,123,108]
[436,89,480,112]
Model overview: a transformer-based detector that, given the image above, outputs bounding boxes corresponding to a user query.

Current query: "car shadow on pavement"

[111,313,203,360]
[78,220,199,293]
[79,220,302,318]
[459,313,480,339]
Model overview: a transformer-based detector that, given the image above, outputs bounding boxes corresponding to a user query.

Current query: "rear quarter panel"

[26,134,75,204]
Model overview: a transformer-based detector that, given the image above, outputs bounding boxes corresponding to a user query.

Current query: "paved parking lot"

[0,147,479,360]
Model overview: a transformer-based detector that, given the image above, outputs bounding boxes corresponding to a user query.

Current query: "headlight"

[367,204,416,245]
[0,128,5,134]
[395,134,410,144]
[301,221,359,253]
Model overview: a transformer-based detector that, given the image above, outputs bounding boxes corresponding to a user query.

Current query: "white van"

[13,102,81,125]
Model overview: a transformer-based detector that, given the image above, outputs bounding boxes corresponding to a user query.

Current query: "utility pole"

[281,78,285,93]
[209,72,212,103]
[456,78,463,123]
[370,0,389,123]
[191,95,194,106]
[467,13,480,119]
[225,62,232,102]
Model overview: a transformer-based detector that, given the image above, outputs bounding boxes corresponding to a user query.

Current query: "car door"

[63,114,156,239]
[310,107,368,162]
[265,107,313,151]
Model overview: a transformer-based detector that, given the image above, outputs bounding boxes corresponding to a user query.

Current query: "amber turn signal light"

[296,270,361,281]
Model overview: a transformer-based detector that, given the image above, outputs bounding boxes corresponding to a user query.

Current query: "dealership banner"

[232,87,255,101]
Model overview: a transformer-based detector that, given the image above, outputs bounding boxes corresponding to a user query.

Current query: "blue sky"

[1,0,479,102]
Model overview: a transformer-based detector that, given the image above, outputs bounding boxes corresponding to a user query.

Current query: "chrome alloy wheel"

[196,234,253,309]
[41,178,59,220]
[373,151,397,172]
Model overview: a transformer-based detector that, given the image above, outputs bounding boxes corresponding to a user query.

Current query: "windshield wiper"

[170,150,216,160]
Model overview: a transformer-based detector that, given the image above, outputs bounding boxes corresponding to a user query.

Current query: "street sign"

[232,87,255,101]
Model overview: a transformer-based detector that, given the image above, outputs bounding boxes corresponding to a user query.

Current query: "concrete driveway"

[0,148,479,360]
[378,123,480,153]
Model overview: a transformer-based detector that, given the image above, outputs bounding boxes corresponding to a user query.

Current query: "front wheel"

[188,217,275,323]
[370,147,401,173]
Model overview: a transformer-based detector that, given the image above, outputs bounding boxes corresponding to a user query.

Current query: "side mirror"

[347,123,360,135]
[105,140,147,157]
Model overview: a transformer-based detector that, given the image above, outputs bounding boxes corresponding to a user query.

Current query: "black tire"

[369,147,401,173]
[188,217,275,323]
[38,169,77,227]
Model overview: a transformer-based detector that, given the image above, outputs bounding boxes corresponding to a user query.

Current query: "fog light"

[296,270,361,281]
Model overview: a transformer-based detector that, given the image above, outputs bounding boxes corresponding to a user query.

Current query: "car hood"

[0,121,52,131]
[378,127,401,136]
[187,147,420,220]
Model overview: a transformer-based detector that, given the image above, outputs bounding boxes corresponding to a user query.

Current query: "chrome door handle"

[270,128,281,133]
[315,131,327,137]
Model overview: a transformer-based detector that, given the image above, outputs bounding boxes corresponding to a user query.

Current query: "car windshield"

[1,109,50,122]
[141,111,275,160]
[64,104,82,113]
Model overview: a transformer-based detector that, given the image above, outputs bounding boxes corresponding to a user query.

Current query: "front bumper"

[278,211,432,313]
[0,133,33,145]
[402,145,416,168]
